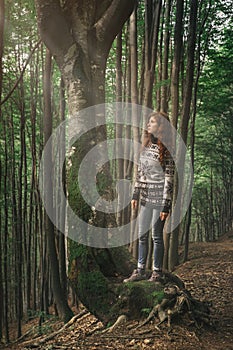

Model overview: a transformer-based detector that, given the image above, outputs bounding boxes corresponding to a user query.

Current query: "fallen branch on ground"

[21,310,90,347]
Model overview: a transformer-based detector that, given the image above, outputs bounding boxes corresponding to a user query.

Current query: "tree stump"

[69,246,213,329]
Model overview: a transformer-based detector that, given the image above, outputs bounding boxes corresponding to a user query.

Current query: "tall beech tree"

[35,0,136,323]
[35,0,136,111]
[35,1,137,232]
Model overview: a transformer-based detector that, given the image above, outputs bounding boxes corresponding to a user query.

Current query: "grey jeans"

[137,205,165,271]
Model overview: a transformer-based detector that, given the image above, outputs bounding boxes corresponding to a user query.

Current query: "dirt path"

[2,232,233,349]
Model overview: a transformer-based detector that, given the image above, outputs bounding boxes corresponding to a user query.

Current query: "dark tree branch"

[95,0,136,51]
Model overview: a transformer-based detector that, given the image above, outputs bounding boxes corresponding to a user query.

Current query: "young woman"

[124,111,174,282]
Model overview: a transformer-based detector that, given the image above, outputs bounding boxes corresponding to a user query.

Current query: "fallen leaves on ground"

[2,231,233,350]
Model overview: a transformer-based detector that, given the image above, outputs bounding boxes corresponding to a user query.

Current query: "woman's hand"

[131,199,138,210]
[160,212,169,221]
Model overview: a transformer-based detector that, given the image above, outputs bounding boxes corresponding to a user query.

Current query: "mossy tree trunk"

[35,0,137,322]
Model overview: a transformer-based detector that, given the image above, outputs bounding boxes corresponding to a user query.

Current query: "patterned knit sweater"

[132,141,174,212]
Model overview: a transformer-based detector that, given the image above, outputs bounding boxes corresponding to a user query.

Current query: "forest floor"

[2,230,233,350]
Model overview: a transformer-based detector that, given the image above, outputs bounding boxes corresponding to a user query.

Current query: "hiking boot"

[123,269,146,283]
[148,270,162,282]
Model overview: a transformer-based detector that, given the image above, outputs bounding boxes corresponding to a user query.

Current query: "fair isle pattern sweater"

[132,141,174,212]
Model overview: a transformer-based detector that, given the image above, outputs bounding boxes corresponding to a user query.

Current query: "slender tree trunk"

[43,48,73,323]
[0,0,3,99]
[0,160,2,341]
[39,226,49,327]
[129,7,140,258]
[170,0,183,128]
[58,77,68,298]
[157,0,171,270]
[180,0,198,144]
[27,46,40,311]
[115,32,125,226]
[169,0,198,271]
[3,121,9,343]
[123,34,133,226]
[143,0,162,109]
[124,33,132,180]
[9,102,22,336]
[19,79,26,326]
[183,9,208,259]
[160,0,171,113]
[163,0,183,271]
[0,0,4,340]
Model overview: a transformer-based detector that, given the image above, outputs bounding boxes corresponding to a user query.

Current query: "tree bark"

[0,0,4,340]
[170,0,183,129]
[168,0,198,271]
[163,0,183,271]
[43,48,73,323]
[58,78,68,298]
[160,0,171,113]
[143,0,162,109]
[35,0,136,108]
[4,121,10,343]
[35,0,136,322]
[115,32,125,226]
[129,7,140,258]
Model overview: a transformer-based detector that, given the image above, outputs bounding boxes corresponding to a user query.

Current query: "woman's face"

[147,116,159,136]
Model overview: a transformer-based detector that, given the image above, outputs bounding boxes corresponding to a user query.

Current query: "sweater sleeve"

[162,154,175,212]
[132,165,141,201]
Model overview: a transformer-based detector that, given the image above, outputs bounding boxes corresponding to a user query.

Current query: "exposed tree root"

[134,284,214,330]
[102,315,127,333]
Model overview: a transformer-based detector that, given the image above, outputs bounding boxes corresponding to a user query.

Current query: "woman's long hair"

[142,111,171,167]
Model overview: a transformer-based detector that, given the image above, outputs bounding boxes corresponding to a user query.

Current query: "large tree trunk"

[36,0,137,322]
[36,0,136,107]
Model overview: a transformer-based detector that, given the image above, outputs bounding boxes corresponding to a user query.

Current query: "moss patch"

[109,281,165,321]
[77,270,110,314]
